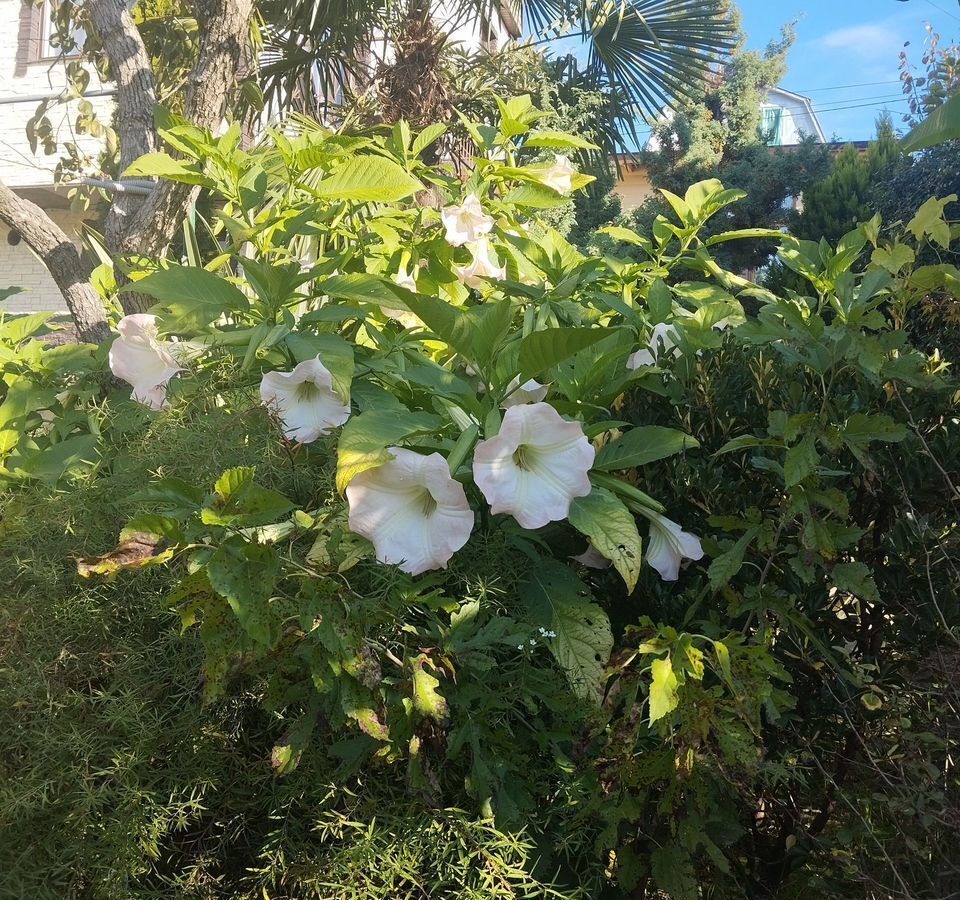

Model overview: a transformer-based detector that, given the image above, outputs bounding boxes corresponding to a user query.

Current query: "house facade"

[0,0,114,314]
[614,86,828,211]
[0,0,519,316]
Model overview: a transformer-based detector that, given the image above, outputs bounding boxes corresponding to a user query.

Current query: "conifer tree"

[798,114,901,243]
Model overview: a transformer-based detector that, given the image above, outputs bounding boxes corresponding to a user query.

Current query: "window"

[759,105,784,147]
[41,1,85,59]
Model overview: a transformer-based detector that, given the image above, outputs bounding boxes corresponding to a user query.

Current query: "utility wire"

[924,0,960,23]
[788,79,902,93]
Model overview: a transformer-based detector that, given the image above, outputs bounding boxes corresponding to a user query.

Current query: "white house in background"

[0,1,520,315]
[0,0,114,315]
[614,85,828,211]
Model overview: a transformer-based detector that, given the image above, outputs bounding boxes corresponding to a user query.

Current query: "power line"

[924,0,960,23]
[805,98,908,115]
[788,79,902,93]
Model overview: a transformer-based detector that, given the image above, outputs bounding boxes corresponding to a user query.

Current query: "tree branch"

[0,181,110,345]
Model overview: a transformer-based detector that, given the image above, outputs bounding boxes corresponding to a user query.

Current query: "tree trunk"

[0,181,110,345]
[0,0,255,334]
[91,0,255,315]
[87,0,158,262]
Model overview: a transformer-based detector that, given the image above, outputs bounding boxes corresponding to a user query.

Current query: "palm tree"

[253,0,735,139]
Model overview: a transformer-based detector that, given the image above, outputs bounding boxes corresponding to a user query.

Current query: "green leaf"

[336,408,441,492]
[411,123,447,157]
[125,265,249,331]
[568,486,642,592]
[206,535,279,644]
[651,845,698,900]
[648,655,679,724]
[312,156,423,203]
[905,195,956,248]
[410,655,449,722]
[714,435,773,455]
[902,92,960,153]
[832,561,880,604]
[504,182,570,209]
[842,413,906,468]
[399,292,483,363]
[707,527,758,589]
[132,477,204,518]
[522,130,599,150]
[518,327,613,379]
[706,228,795,246]
[523,560,612,702]
[123,152,213,186]
[784,433,819,487]
[201,467,294,527]
[595,426,699,472]
[871,244,915,274]
[0,379,53,455]
[319,272,406,307]
[0,311,51,344]
[6,433,99,484]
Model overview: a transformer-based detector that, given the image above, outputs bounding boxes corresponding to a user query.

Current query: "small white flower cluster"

[538,626,557,639]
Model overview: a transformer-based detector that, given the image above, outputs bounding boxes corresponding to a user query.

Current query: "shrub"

[3,98,959,898]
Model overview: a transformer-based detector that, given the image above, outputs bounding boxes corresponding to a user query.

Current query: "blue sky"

[736,0,960,140]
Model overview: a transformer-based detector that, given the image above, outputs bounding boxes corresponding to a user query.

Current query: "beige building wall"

[614,163,656,211]
[0,206,87,314]
[0,0,113,313]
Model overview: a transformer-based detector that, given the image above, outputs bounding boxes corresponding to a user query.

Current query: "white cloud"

[820,21,903,59]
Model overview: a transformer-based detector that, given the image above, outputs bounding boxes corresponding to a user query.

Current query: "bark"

[86,0,158,257]
[3,0,255,332]
[90,0,255,314]
[0,181,110,345]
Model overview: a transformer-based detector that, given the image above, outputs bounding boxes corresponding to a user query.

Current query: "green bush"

[2,98,959,898]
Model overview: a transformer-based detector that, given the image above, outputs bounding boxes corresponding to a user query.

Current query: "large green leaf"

[518,327,613,379]
[336,408,440,492]
[569,486,642,592]
[523,560,612,702]
[312,156,423,203]
[125,265,249,331]
[523,130,600,150]
[206,535,279,644]
[902,93,960,153]
[123,152,214,186]
[595,426,699,472]
[318,273,406,307]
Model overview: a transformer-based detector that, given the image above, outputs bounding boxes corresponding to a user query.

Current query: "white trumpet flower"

[473,402,594,530]
[454,238,506,288]
[346,448,474,575]
[392,262,418,292]
[108,314,184,411]
[572,544,612,569]
[501,376,549,409]
[539,154,576,194]
[440,194,494,246]
[259,356,351,443]
[627,322,683,370]
[642,510,704,581]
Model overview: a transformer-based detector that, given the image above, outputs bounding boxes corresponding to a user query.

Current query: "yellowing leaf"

[649,655,679,724]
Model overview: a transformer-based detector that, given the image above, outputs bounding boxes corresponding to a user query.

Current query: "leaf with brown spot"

[76,532,173,579]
